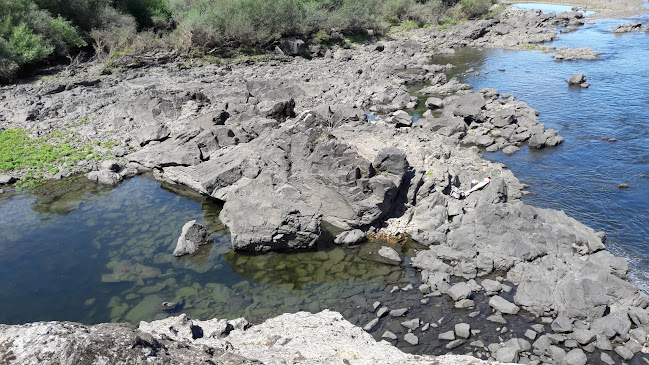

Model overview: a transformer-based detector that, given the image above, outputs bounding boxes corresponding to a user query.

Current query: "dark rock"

[173,220,213,257]
[610,22,645,33]
[279,38,306,56]
[220,198,321,252]
[373,147,409,176]
[566,73,589,88]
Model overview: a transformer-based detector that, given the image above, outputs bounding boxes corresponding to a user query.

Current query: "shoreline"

[1,6,649,364]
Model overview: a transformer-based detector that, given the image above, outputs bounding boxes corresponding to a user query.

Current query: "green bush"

[0,0,86,79]
[459,0,495,18]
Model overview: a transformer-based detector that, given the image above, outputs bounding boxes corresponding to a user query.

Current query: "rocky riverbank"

[0,310,504,364]
[1,5,648,365]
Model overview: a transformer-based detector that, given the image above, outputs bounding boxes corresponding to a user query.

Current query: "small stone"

[595,335,613,350]
[630,328,647,343]
[363,318,379,331]
[551,315,573,333]
[525,329,537,340]
[401,284,413,291]
[421,323,430,331]
[489,295,520,314]
[454,299,474,309]
[439,330,455,341]
[382,331,397,340]
[0,175,17,185]
[333,229,367,245]
[404,333,418,345]
[376,307,389,318]
[502,145,520,155]
[389,308,408,317]
[470,340,485,347]
[615,345,634,360]
[401,318,420,330]
[499,68,506,72]
[496,347,519,363]
[447,282,472,301]
[446,339,465,349]
[487,314,507,324]
[618,183,630,189]
[455,323,471,339]
[373,301,381,310]
[469,311,480,318]
[560,348,587,365]
[419,284,431,294]
[600,352,615,365]
[378,246,401,262]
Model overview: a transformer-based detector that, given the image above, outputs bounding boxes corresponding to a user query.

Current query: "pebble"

[376,307,388,318]
[439,330,455,341]
[381,331,397,340]
[524,329,537,340]
[401,318,420,330]
[446,339,465,349]
[372,301,381,310]
[363,318,378,331]
[404,333,419,345]
[618,183,630,189]
[421,323,430,331]
[389,308,408,317]
[455,323,471,339]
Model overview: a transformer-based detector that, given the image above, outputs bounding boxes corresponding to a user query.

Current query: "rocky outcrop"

[553,47,602,61]
[566,73,589,88]
[610,22,646,33]
[0,310,504,365]
[173,220,213,256]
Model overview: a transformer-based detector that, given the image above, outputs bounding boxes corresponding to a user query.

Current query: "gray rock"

[87,170,122,186]
[551,315,573,333]
[136,124,170,146]
[566,73,587,87]
[595,334,613,350]
[614,345,634,360]
[333,230,366,245]
[373,147,409,176]
[487,314,507,324]
[401,318,420,330]
[220,198,321,252]
[279,38,306,56]
[389,110,413,128]
[381,331,397,340]
[489,295,520,315]
[610,22,645,33]
[559,348,587,365]
[173,220,213,257]
[0,174,17,185]
[502,145,520,155]
[627,340,643,353]
[439,330,455,341]
[446,339,465,349]
[591,315,631,338]
[425,97,443,109]
[525,329,537,340]
[404,333,418,345]
[496,346,519,363]
[455,323,471,339]
[630,327,647,343]
[600,352,615,365]
[528,133,548,149]
[100,160,120,172]
[363,318,379,331]
[389,308,408,317]
[571,329,595,345]
[447,282,472,301]
[378,246,401,262]
[376,307,388,318]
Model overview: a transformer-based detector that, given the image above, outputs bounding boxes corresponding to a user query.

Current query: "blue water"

[512,2,595,16]
[436,10,649,291]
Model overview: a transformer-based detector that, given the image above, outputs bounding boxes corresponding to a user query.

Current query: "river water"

[435,4,649,292]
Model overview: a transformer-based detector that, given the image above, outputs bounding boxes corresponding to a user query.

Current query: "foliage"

[459,0,496,19]
[0,129,93,184]
[0,0,86,79]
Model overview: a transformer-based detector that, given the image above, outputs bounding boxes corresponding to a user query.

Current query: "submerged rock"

[173,220,213,257]
[333,229,367,245]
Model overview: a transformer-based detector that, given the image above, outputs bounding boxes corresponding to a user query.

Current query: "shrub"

[459,0,495,19]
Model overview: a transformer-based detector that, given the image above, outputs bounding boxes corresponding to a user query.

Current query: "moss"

[0,128,94,188]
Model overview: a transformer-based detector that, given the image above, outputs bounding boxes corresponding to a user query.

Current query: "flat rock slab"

[489,295,520,315]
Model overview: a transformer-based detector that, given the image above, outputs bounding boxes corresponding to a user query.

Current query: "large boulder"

[220,198,322,252]
[87,170,122,186]
[173,220,213,256]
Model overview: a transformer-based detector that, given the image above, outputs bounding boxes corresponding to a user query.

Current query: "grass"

[0,128,96,188]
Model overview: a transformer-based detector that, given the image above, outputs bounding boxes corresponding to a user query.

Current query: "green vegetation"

[0,128,95,188]
[1,0,497,80]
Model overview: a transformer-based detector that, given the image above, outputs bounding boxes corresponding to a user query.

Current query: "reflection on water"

[435,14,649,291]
[0,176,417,325]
